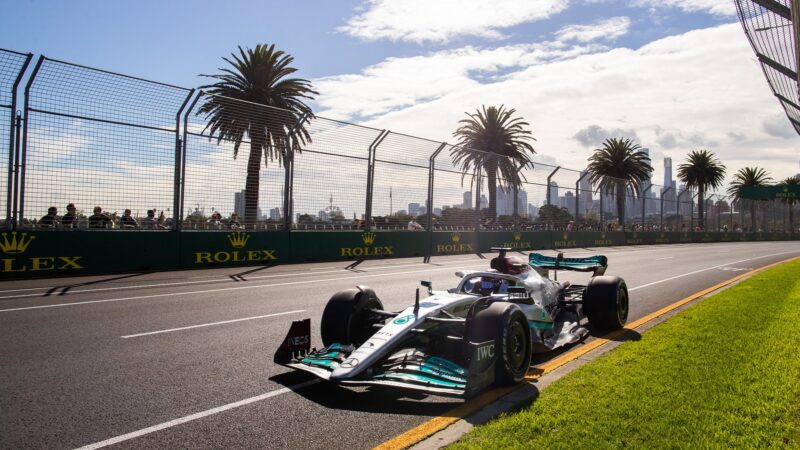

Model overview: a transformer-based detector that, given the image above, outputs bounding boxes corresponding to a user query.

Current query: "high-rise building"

[495,187,508,216]
[548,181,559,205]
[663,157,672,188]
[234,190,262,219]
[517,190,528,217]
[269,208,281,221]
[579,170,592,214]
[408,203,420,216]
[462,191,472,209]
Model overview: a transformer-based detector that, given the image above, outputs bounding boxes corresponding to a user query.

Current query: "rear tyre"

[583,276,628,332]
[321,286,384,347]
[469,302,532,385]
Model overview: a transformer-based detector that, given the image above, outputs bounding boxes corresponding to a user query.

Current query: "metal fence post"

[512,162,526,231]
[283,112,309,231]
[677,187,689,231]
[179,92,203,230]
[660,186,672,230]
[641,184,652,229]
[18,55,44,227]
[574,171,588,228]
[173,89,195,231]
[546,166,560,206]
[364,130,389,231]
[6,52,32,230]
[425,142,447,261]
[474,168,482,231]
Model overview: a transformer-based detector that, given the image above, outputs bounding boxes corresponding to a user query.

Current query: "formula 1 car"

[274,249,628,397]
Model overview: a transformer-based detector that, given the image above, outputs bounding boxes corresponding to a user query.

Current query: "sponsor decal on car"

[392,314,415,325]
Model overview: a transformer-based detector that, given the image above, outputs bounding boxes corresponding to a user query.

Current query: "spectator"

[119,209,138,229]
[407,218,423,230]
[207,211,223,230]
[62,203,78,229]
[566,220,575,232]
[229,213,243,230]
[39,206,59,229]
[142,209,162,230]
[88,206,112,229]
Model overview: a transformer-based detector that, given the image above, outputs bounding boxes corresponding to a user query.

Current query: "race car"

[274,248,629,397]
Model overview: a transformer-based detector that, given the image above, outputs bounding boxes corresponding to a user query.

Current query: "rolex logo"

[513,232,521,241]
[633,232,638,238]
[451,232,461,243]
[362,232,375,246]
[0,232,35,254]
[562,232,569,240]
[601,232,606,239]
[227,232,250,249]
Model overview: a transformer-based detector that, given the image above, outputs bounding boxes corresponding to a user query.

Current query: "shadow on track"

[43,272,147,297]
[229,265,275,281]
[269,372,461,415]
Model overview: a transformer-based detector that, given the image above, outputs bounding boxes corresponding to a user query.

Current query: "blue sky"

[3,0,799,195]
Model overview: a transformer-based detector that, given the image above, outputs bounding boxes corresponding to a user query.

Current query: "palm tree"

[727,167,772,231]
[586,138,653,229]
[199,44,317,226]
[451,105,536,220]
[676,150,726,230]
[779,176,799,233]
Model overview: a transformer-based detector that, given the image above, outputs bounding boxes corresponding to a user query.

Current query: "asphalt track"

[2,241,799,449]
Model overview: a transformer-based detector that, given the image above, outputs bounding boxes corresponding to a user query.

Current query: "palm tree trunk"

[486,163,497,220]
[244,137,264,227]
[698,187,705,230]
[616,181,626,229]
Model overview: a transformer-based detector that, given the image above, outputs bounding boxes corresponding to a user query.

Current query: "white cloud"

[314,41,605,120]
[314,23,799,195]
[555,17,631,43]
[339,0,569,43]
[632,0,737,17]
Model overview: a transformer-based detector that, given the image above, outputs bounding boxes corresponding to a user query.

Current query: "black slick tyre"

[469,302,532,385]
[583,276,629,332]
[320,286,383,347]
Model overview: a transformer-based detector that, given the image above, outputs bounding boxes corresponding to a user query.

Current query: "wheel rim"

[617,288,629,324]
[507,319,528,372]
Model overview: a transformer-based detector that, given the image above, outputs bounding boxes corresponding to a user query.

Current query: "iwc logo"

[194,231,277,264]
[0,232,83,273]
[436,232,473,253]
[340,231,394,257]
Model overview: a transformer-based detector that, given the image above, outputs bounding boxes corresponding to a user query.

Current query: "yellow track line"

[374,256,798,450]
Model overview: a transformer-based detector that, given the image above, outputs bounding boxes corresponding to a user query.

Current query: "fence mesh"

[1,49,32,227]
[2,49,797,235]
[22,57,192,229]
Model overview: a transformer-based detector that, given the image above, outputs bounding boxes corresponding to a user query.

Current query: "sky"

[3,0,800,216]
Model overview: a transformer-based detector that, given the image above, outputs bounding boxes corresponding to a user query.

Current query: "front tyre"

[469,302,532,385]
[321,286,384,347]
[583,276,628,332]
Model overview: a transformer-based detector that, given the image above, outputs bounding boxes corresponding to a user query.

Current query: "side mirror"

[420,280,433,294]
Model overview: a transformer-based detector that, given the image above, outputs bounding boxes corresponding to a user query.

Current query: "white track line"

[0,257,485,300]
[0,241,777,297]
[654,257,674,260]
[74,379,320,450]
[120,310,305,339]
[627,251,794,292]
[0,266,460,313]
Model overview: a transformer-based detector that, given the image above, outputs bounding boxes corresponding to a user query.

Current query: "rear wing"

[528,252,607,276]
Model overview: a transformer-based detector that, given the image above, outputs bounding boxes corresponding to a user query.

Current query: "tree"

[536,204,573,229]
[451,105,536,220]
[586,138,653,229]
[676,149,726,230]
[199,44,317,226]
[727,167,772,231]
[779,176,799,233]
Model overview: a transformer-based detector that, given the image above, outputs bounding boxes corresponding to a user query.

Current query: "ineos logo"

[286,336,309,346]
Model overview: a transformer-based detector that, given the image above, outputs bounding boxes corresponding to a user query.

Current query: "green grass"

[450,259,800,449]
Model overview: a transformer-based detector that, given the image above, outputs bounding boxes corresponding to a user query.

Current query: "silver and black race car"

[274,249,629,397]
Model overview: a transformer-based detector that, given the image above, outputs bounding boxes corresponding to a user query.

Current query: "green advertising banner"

[180,231,290,268]
[740,185,800,200]
[289,231,427,262]
[431,231,478,255]
[0,230,180,278]
[478,231,551,253]
[551,231,626,248]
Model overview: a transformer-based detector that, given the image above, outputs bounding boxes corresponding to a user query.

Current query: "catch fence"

[1,49,798,235]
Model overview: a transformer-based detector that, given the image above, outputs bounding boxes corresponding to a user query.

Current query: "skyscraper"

[663,157,672,188]
[462,191,472,209]
[548,181,559,205]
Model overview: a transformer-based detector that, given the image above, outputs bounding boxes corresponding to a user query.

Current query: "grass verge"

[450,259,800,449]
